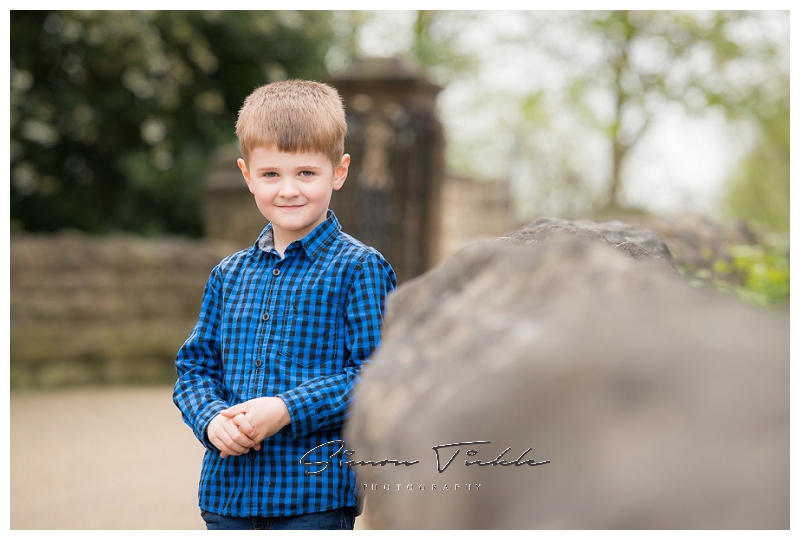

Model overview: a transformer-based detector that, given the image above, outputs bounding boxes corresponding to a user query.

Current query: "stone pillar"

[201,145,265,250]
[329,57,444,284]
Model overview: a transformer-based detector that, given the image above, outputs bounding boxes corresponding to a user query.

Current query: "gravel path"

[11,386,206,529]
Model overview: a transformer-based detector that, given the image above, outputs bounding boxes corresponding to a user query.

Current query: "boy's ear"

[333,154,350,191]
[237,158,254,193]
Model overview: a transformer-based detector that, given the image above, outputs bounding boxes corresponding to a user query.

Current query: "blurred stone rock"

[502,216,678,271]
[624,213,760,284]
[345,221,788,529]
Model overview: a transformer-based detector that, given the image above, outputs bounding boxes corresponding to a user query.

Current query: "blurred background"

[8,10,789,529]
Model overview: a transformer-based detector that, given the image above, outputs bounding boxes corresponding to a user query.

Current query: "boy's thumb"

[219,405,244,418]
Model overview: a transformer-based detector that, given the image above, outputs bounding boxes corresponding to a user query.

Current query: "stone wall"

[9,169,514,388]
[10,230,237,388]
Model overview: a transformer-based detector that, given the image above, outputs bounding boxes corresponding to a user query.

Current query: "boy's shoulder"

[329,228,385,261]
[213,244,258,273]
[328,229,396,279]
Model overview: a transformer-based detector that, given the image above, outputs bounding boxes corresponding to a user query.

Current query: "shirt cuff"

[194,400,229,452]
[276,387,316,439]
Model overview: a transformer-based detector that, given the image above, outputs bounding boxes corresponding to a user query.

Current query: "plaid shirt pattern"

[173,211,396,517]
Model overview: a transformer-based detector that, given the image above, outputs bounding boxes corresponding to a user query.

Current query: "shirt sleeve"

[172,266,231,451]
[277,251,396,438]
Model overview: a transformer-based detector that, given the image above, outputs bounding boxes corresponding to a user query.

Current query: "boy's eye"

[299,170,315,177]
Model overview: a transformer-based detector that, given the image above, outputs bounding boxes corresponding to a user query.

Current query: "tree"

[409,10,477,86]
[558,10,788,214]
[10,10,336,236]
[718,44,789,232]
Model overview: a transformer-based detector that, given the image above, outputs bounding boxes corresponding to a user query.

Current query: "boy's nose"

[278,179,300,197]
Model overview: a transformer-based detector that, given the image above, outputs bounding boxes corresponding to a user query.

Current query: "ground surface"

[10,386,366,530]
[11,386,206,529]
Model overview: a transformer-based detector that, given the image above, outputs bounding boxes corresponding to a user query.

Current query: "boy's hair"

[236,80,347,166]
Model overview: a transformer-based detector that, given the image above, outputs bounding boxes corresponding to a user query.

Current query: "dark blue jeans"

[201,506,356,530]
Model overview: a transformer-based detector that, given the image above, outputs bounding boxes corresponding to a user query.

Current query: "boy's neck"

[272,233,290,258]
[271,229,294,258]
[270,213,328,258]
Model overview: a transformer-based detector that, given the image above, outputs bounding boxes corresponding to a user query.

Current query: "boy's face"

[238,146,349,248]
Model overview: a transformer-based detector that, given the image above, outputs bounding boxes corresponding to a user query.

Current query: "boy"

[173,80,396,530]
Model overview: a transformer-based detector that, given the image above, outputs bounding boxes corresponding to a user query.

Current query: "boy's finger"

[224,421,255,449]
[220,406,244,418]
[220,426,252,452]
[210,434,240,458]
[232,413,255,436]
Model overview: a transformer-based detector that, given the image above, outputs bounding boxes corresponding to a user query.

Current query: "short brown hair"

[236,80,347,166]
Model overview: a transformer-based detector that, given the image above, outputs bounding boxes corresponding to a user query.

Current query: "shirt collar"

[254,210,340,261]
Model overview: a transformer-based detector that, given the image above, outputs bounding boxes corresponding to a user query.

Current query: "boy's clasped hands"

[207,396,292,458]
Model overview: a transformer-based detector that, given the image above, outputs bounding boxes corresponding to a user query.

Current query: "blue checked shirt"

[173,210,396,517]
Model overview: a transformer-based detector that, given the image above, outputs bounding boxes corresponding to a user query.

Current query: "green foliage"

[725,240,789,307]
[410,10,478,85]
[325,11,374,73]
[719,78,789,232]
[682,231,789,308]
[10,10,336,236]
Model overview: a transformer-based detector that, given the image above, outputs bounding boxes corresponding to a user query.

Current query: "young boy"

[173,80,396,530]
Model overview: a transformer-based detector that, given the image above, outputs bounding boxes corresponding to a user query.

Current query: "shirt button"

[248,452,256,461]
[255,359,262,367]
[272,268,280,276]
[262,312,270,321]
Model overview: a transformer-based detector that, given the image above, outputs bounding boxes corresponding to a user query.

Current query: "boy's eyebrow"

[253,164,324,172]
